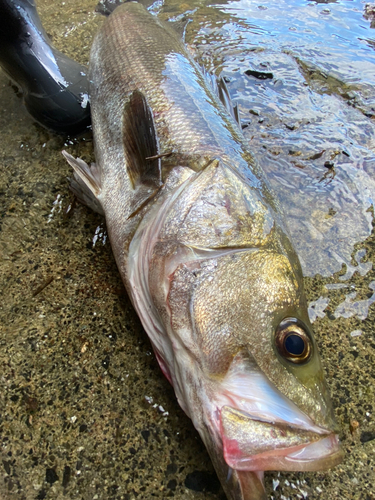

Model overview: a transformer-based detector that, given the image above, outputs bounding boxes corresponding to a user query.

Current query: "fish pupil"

[285,334,305,356]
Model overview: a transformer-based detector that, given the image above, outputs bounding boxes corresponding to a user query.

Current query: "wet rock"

[245,69,273,80]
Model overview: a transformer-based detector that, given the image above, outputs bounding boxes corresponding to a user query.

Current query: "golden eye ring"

[275,318,312,364]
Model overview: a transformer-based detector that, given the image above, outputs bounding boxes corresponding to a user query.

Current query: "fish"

[62,3,343,499]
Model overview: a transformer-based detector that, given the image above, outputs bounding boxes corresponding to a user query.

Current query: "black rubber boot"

[0,0,91,134]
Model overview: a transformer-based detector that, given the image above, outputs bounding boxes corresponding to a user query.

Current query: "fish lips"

[220,406,343,472]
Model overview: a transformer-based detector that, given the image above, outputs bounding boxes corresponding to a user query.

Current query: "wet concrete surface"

[0,1,374,499]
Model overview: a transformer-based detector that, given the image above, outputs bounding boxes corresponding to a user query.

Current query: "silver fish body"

[63,3,343,499]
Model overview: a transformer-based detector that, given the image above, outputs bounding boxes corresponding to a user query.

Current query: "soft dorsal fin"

[123,90,161,190]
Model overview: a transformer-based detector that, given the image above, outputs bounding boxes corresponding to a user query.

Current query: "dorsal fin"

[96,0,158,16]
[200,65,240,127]
[123,90,161,190]
[216,76,240,126]
[95,0,124,16]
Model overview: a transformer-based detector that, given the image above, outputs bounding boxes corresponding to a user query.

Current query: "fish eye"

[275,318,312,364]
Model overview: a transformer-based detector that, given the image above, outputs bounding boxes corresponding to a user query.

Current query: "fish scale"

[63,3,343,499]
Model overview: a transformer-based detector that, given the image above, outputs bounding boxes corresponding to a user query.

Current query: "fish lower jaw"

[219,406,343,472]
[223,430,343,472]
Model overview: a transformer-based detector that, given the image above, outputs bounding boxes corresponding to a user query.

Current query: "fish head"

[165,242,342,497]
[137,162,343,498]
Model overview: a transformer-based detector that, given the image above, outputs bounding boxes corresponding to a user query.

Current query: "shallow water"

[173,0,375,278]
[0,0,374,499]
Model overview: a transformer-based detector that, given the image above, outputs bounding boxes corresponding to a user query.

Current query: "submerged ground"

[0,0,374,499]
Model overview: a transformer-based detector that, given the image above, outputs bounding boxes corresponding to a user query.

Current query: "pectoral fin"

[123,90,161,190]
[62,150,104,215]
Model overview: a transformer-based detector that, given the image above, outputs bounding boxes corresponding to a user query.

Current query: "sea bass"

[63,3,343,499]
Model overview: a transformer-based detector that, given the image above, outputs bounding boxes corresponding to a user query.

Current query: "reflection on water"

[337,248,372,281]
[334,280,375,320]
[170,0,375,277]
[308,295,330,322]
[309,279,375,323]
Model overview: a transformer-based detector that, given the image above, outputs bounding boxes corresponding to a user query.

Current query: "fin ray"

[95,0,124,16]
[123,90,161,190]
[201,66,240,126]
[62,150,104,215]
[217,76,240,126]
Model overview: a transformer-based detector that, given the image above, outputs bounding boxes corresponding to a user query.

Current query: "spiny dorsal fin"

[200,64,240,126]
[96,0,157,16]
[123,90,161,190]
[95,0,124,16]
[216,76,240,126]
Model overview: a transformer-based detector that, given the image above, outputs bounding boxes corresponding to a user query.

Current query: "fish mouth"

[220,405,343,472]
[210,352,343,474]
